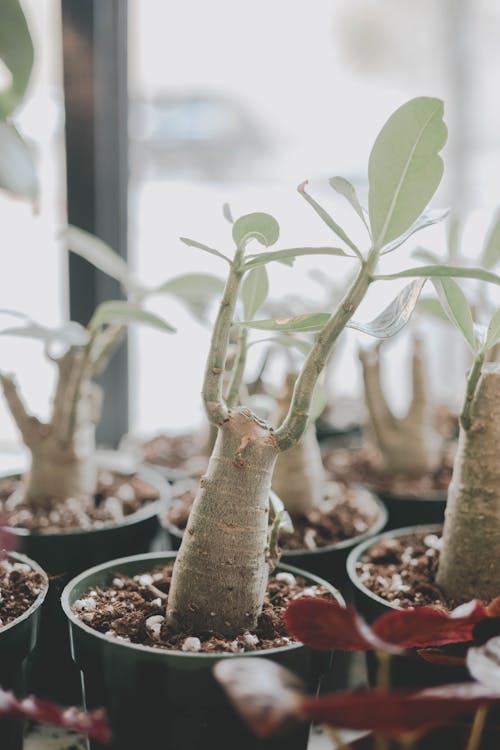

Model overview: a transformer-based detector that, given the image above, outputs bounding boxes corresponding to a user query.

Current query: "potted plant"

[349,337,452,528]
[60,96,468,750]
[347,276,500,684]
[0,287,178,702]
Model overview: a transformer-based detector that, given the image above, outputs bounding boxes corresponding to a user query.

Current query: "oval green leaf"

[432,278,476,351]
[348,279,426,339]
[152,273,224,321]
[67,226,134,291]
[232,212,280,248]
[239,313,329,333]
[89,301,176,334]
[0,122,37,200]
[368,97,447,248]
[0,0,34,118]
[241,266,269,320]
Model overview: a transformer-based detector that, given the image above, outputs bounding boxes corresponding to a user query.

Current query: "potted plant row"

[59,95,496,750]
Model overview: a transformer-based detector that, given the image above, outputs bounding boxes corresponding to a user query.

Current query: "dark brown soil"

[164,478,379,551]
[142,433,208,477]
[354,530,459,610]
[323,443,455,499]
[72,563,331,653]
[0,471,160,533]
[0,556,47,627]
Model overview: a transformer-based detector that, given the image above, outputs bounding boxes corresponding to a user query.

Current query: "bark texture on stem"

[272,373,325,516]
[167,407,278,636]
[437,364,500,602]
[359,340,443,478]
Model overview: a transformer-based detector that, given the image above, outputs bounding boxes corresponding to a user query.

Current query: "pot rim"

[1,463,169,540]
[362,482,447,504]
[0,550,48,636]
[346,523,443,611]
[160,484,388,557]
[61,550,343,660]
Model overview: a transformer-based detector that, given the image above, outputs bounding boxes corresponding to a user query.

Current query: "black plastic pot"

[62,551,343,750]
[159,487,387,597]
[0,552,48,750]
[364,485,447,531]
[5,465,168,705]
[346,524,471,688]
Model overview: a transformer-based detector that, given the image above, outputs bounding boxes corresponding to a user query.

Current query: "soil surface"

[72,562,331,653]
[323,443,455,499]
[354,530,460,609]
[0,556,46,627]
[142,433,208,477]
[0,472,160,533]
[165,478,379,551]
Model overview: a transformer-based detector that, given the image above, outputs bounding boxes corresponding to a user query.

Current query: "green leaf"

[368,97,447,248]
[481,215,500,270]
[0,0,34,118]
[152,273,224,321]
[486,309,500,350]
[373,265,500,288]
[0,319,89,347]
[241,266,269,320]
[348,279,426,338]
[380,209,449,255]
[309,381,327,424]
[180,237,231,264]
[411,247,441,264]
[329,175,369,229]
[67,226,134,291]
[244,246,350,270]
[297,181,361,257]
[232,212,280,248]
[432,278,476,351]
[417,297,451,323]
[247,335,311,357]
[239,313,329,333]
[89,301,176,334]
[222,203,234,223]
[0,122,37,199]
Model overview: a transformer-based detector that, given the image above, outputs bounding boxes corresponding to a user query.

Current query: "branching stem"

[226,326,248,407]
[460,350,485,430]
[202,248,244,424]
[275,249,378,450]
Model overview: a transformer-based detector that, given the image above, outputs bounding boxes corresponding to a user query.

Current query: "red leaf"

[299,683,500,739]
[214,658,304,737]
[373,600,487,648]
[0,688,111,743]
[284,598,404,654]
[417,648,467,667]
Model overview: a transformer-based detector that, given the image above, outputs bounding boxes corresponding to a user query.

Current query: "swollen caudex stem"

[271,372,325,517]
[358,339,443,478]
[167,241,379,637]
[436,360,500,602]
[0,346,102,509]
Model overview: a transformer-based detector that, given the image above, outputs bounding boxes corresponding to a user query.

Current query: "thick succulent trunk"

[24,404,98,508]
[437,366,500,602]
[167,408,278,636]
[360,341,443,478]
[272,425,325,516]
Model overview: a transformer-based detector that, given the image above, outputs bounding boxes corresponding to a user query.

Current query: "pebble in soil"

[354,531,475,610]
[0,472,159,533]
[0,557,46,627]
[72,564,331,653]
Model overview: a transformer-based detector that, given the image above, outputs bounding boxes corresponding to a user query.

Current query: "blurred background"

[1,0,499,449]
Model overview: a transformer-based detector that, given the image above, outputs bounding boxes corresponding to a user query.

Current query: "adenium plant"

[163,96,500,639]
[0,227,222,511]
